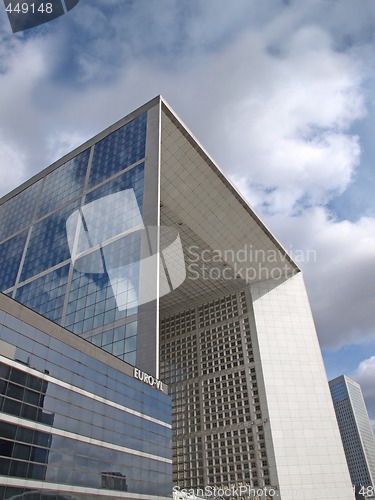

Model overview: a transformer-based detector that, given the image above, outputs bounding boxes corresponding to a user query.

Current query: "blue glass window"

[63,165,145,335]
[64,269,138,335]
[0,231,27,291]
[88,113,146,188]
[86,162,144,210]
[20,200,80,281]
[89,321,137,363]
[15,265,69,324]
[0,180,42,242]
[36,149,89,218]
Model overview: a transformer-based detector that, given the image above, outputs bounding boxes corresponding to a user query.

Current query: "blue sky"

[0,0,374,427]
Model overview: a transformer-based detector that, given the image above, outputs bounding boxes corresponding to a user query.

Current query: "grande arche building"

[0,96,354,499]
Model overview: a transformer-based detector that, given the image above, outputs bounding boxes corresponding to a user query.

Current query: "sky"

[0,0,374,428]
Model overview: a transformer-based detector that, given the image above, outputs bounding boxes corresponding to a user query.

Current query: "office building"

[0,96,354,499]
[330,375,375,492]
[0,293,172,499]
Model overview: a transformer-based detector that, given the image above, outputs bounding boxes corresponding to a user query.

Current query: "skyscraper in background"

[0,96,354,499]
[330,375,375,492]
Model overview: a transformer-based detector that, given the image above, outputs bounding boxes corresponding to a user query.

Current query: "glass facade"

[0,295,172,499]
[0,112,147,366]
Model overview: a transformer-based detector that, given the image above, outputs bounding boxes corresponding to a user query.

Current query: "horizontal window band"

[0,475,171,499]
[0,354,171,429]
[0,412,172,464]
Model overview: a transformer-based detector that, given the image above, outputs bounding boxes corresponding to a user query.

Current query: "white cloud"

[0,4,367,207]
[0,134,27,195]
[45,130,89,164]
[66,26,364,216]
[0,36,57,186]
[263,207,375,350]
[196,26,365,215]
[355,357,375,396]
[354,357,375,423]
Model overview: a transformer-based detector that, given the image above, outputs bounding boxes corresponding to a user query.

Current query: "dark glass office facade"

[0,112,147,367]
[0,293,172,499]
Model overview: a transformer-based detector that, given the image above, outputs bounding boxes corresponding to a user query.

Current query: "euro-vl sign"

[4,0,80,33]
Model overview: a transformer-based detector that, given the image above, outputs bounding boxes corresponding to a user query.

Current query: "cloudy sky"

[0,0,374,426]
